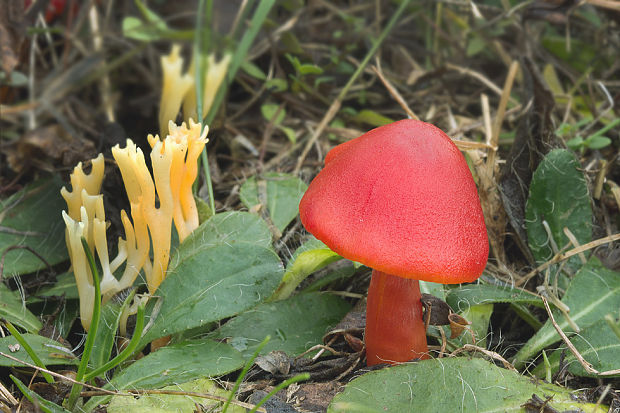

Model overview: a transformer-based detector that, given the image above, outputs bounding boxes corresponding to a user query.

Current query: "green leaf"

[172,211,273,262]
[260,103,286,124]
[265,78,288,92]
[241,60,267,80]
[141,212,283,344]
[239,173,308,233]
[269,237,342,301]
[351,109,394,127]
[328,358,607,413]
[466,34,486,57]
[0,283,42,332]
[123,340,242,383]
[525,149,592,271]
[107,377,244,413]
[584,135,611,149]
[83,339,244,412]
[533,319,620,378]
[446,283,541,312]
[122,17,160,42]
[214,292,351,358]
[0,178,68,277]
[0,334,77,366]
[513,257,620,368]
[278,125,297,144]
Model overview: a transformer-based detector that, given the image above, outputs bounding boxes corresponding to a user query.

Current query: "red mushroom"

[299,119,488,365]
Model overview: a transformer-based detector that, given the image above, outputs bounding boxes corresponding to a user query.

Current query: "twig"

[0,380,18,406]
[515,233,620,287]
[80,389,264,411]
[0,351,265,411]
[450,344,517,372]
[540,297,597,375]
[445,62,519,105]
[0,351,116,394]
[371,63,419,120]
[488,60,519,177]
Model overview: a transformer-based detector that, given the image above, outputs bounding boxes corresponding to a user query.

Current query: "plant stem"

[365,270,429,365]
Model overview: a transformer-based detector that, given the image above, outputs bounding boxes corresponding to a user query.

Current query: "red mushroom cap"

[299,119,488,284]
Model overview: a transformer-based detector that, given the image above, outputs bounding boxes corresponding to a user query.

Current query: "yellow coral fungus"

[62,121,208,329]
[159,44,194,137]
[182,54,231,124]
[148,119,208,242]
[60,153,105,220]
[62,209,95,331]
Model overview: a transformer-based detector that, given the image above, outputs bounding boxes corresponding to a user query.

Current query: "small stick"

[371,64,419,120]
[450,344,517,372]
[515,233,620,287]
[540,297,597,375]
[0,351,265,411]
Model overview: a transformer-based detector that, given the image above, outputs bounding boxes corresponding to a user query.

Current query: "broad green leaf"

[533,319,620,378]
[0,178,68,277]
[107,377,244,413]
[525,149,592,271]
[83,339,244,412]
[269,237,342,301]
[0,334,77,366]
[141,213,283,344]
[239,173,308,233]
[214,292,351,358]
[10,375,70,413]
[328,358,607,413]
[0,283,42,332]
[446,283,541,312]
[513,257,620,368]
[171,211,273,263]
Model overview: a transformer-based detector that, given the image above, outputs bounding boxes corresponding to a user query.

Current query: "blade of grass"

[222,335,270,413]
[194,0,216,215]
[293,0,413,174]
[66,238,102,410]
[83,302,145,382]
[196,0,275,214]
[3,321,54,383]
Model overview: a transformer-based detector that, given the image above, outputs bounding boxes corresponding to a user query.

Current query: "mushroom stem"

[365,270,429,365]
